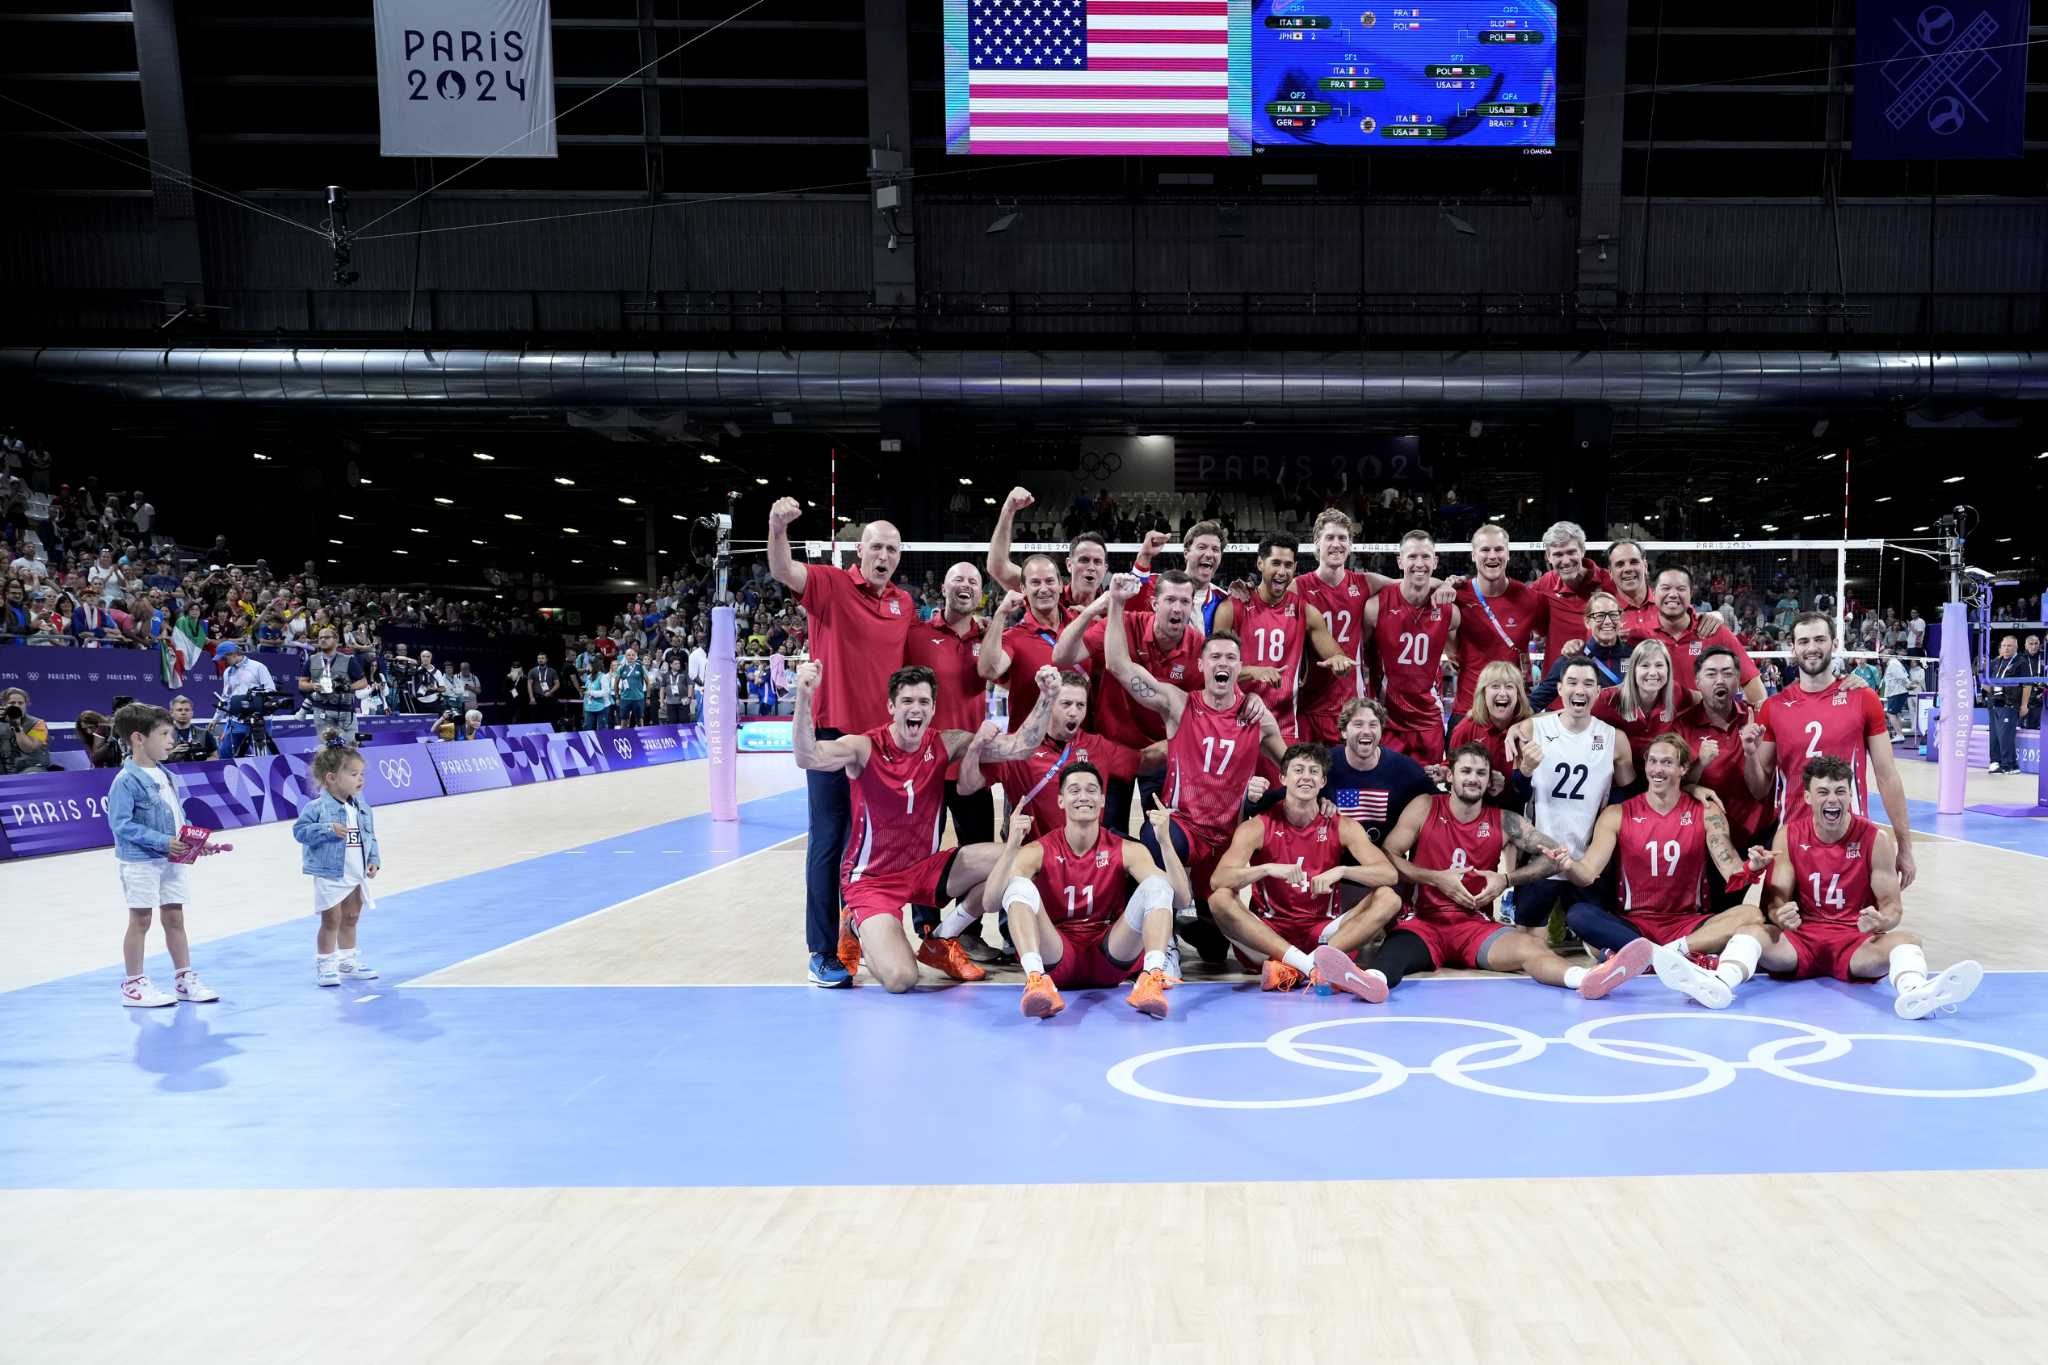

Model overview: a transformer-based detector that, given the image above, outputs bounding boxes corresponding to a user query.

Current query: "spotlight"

[554,476,576,486]
[434,496,453,505]
[1439,204,1477,236]
[986,211,1021,235]
[472,451,493,461]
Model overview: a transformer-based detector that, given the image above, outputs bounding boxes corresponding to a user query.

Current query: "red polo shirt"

[980,728,1141,835]
[997,607,1088,733]
[1614,591,1659,639]
[1633,610,1759,698]
[902,614,988,778]
[1677,697,1772,844]
[1080,610,1206,747]
[800,563,915,733]
[1450,577,1547,714]
[1530,563,1617,671]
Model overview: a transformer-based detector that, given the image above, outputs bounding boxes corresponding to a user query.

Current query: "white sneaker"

[338,958,379,981]
[1987,764,2003,774]
[174,971,219,1003]
[316,958,341,987]
[1651,942,1733,1009]
[1895,960,1984,1020]
[122,975,174,1008]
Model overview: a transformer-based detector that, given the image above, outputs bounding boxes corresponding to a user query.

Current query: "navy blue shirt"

[1250,744,1438,847]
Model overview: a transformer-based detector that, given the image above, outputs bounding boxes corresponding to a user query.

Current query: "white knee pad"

[1002,877,1043,915]
[1122,874,1174,931]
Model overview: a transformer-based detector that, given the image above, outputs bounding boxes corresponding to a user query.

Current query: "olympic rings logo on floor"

[1103,1014,2048,1109]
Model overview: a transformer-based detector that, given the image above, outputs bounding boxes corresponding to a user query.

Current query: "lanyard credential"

[1012,739,1077,816]
[1470,580,1519,652]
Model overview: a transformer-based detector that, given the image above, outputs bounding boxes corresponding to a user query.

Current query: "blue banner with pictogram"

[1854,0,2029,159]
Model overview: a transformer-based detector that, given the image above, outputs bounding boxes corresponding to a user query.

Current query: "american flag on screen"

[966,0,1231,155]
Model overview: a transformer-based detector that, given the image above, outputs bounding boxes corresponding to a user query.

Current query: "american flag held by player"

[1329,787,1387,825]
[964,0,1230,155]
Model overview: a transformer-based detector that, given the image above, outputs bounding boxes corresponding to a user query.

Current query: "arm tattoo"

[1500,811,1555,856]
[984,687,1054,760]
[1699,802,1743,878]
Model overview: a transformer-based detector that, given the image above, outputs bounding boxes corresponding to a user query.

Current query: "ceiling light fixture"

[337,514,354,521]
[701,454,720,464]
[471,539,486,545]
[1875,495,1893,503]
[617,496,637,505]
[958,477,973,486]
[251,452,269,462]
[472,451,493,461]
[410,527,428,534]
[358,477,372,485]
[755,477,769,485]
[554,476,575,486]
[563,526,580,534]
[434,496,454,505]
[611,538,628,546]
[504,513,523,521]
[1696,496,1714,504]
[1818,452,1837,461]
[1943,475,1965,484]
[328,539,343,545]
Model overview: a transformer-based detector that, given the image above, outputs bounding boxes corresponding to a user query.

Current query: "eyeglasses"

[1586,611,1623,623]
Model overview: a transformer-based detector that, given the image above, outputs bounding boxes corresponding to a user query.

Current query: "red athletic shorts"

[1381,719,1445,766]
[1049,924,1141,989]
[1297,705,1343,747]
[1778,923,1878,981]
[843,849,957,929]
[1398,912,1511,970]
[1623,909,1711,946]
[1173,816,1232,905]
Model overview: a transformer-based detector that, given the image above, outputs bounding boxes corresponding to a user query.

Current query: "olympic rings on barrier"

[377,758,414,788]
[1103,1013,2048,1110]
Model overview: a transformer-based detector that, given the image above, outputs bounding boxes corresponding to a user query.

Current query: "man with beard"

[985,488,1109,612]
[769,498,917,988]
[1679,645,1774,908]
[1210,536,1355,756]
[980,554,1090,734]
[1376,745,1653,997]
[1253,697,1436,850]
[1744,612,1916,889]
[959,665,1166,830]
[793,660,1060,993]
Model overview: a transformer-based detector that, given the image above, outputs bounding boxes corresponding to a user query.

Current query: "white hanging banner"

[374,0,556,159]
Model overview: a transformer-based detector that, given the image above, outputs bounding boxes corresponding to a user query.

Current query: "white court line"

[398,834,805,988]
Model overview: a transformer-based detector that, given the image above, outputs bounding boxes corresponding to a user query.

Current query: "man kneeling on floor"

[1207,742,1404,1000]
[985,766,1189,1019]
[793,658,1059,992]
[1374,744,1656,999]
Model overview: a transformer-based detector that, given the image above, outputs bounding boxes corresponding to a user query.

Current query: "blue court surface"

[6,785,2047,1192]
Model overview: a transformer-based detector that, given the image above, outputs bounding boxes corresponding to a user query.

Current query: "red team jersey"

[1405,795,1505,920]
[1079,611,1204,747]
[1450,578,1545,714]
[1293,569,1373,741]
[901,619,986,779]
[1165,690,1263,845]
[1249,808,1347,935]
[997,610,1086,733]
[1591,685,1683,757]
[1780,807,1882,979]
[1030,826,1132,946]
[1371,583,1453,731]
[980,728,1141,837]
[1233,590,1309,740]
[1758,678,1887,822]
[842,723,949,887]
[1615,792,1711,931]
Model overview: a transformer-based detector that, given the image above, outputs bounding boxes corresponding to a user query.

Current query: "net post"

[1835,545,1848,645]
[707,502,739,823]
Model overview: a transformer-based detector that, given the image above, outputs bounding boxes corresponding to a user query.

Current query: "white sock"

[1020,951,1045,976]
[1716,934,1761,987]
[1669,936,1691,958]
[1282,947,1316,975]
[339,948,358,965]
[1144,949,1165,973]
[935,906,977,938]
[1563,966,1588,990]
[1888,943,1929,993]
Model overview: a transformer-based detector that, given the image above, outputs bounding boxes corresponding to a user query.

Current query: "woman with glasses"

[1528,590,1633,711]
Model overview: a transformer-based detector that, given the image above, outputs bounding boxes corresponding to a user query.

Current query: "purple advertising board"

[0,767,118,858]
[0,643,305,720]
[589,725,705,771]
[425,738,513,794]
[358,747,444,806]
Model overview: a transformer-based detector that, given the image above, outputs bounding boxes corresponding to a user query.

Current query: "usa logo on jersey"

[1592,734,1605,751]
[889,599,902,615]
[1680,808,1693,826]
[1846,841,1862,860]
[1169,664,1186,680]
[1095,847,1110,868]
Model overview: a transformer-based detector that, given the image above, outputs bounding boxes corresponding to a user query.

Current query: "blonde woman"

[1594,637,1686,754]
[1442,660,1531,800]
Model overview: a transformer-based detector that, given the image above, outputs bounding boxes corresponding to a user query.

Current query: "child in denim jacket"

[292,745,382,987]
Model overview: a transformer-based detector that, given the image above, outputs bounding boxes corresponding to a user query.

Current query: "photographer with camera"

[167,695,218,763]
[299,625,368,742]
[0,686,53,773]
[214,640,277,758]
[77,710,122,768]
[413,648,447,714]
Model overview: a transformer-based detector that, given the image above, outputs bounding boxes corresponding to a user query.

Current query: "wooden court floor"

[5,754,2047,1364]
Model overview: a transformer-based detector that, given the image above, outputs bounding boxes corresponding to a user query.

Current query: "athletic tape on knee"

[1123,874,1174,930]
[1002,878,1043,915]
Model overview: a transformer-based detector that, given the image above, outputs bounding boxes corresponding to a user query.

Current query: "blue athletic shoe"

[809,952,852,988]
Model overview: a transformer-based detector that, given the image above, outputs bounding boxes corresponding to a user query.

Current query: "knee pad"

[1122,874,1174,931]
[1001,877,1043,916]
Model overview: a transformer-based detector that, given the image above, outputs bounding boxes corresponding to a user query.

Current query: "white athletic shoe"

[338,958,379,981]
[121,975,174,1008]
[1895,960,1983,1020]
[174,970,219,1003]
[1651,942,1733,1009]
[1987,764,2004,775]
[316,958,341,987]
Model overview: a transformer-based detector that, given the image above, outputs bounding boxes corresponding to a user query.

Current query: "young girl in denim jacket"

[292,745,382,987]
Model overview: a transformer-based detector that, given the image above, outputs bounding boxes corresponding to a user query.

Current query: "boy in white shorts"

[106,703,220,1007]
[292,745,382,986]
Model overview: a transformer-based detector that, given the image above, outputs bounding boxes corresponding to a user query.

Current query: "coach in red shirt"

[1529,519,1618,670]
[769,497,915,986]
[1632,566,1763,705]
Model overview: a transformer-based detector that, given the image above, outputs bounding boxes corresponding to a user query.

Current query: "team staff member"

[1529,591,1631,709]
[979,555,1086,734]
[1630,566,1762,703]
[985,487,1109,612]
[1528,520,1618,670]
[526,652,561,728]
[1986,634,2023,774]
[1679,645,1772,909]
[299,626,368,737]
[768,497,915,988]
[1447,523,1546,717]
[1129,521,1230,631]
